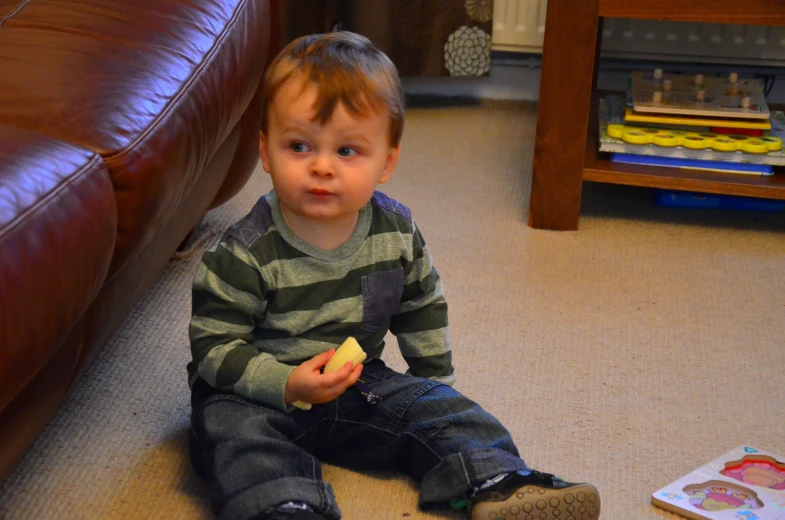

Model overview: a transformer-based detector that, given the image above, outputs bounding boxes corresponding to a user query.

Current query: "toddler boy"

[187,31,600,520]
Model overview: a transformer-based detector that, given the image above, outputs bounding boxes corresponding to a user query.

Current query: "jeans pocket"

[360,267,404,333]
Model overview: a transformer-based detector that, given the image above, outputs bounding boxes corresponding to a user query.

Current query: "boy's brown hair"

[260,32,405,147]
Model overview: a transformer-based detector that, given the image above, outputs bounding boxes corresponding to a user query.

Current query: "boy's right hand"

[284,349,363,406]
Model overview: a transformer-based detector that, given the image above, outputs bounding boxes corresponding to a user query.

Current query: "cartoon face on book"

[683,481,764,511]
[721,456,785,490]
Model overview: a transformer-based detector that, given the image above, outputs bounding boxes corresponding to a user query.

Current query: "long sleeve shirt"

[187,190,454,412]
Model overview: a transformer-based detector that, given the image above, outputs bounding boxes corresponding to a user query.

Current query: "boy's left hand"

[284,349,363,406]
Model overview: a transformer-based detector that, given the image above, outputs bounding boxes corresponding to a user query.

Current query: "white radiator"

[492,0,547,52]
[492,0,785,67]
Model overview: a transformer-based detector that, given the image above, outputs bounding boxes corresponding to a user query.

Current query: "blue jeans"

[189,359,529,520]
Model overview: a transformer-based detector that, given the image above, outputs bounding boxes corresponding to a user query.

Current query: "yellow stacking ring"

[740,139,770,154]
[611,123,781,155]
[681,135,712,149]
[711,137,738,152]
[651,133,681,147]
[621,130,652,144]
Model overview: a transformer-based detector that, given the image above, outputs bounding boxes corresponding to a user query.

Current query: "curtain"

[280,0,494,77]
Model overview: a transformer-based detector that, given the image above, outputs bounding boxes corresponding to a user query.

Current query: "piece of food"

[323,337,366,374]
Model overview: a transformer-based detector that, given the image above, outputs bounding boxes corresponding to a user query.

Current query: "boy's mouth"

[308,189,333,196]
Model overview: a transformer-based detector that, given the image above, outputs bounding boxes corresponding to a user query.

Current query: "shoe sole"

[471,483,601,520]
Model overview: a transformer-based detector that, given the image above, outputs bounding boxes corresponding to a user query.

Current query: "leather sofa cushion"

[0,0,269,274]
[0,126,116,412]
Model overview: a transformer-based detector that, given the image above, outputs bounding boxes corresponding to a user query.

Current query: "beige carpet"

[1,100,784,520]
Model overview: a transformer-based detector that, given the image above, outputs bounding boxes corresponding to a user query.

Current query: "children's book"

[652,445,785,520]
[611,154,773,175]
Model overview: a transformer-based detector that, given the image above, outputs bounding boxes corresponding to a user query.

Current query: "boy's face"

[259,78,400,226]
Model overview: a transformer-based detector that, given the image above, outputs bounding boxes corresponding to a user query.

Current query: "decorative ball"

[444,26,492,76]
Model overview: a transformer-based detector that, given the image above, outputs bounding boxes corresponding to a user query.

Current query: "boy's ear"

[379,145,401,184]
[259,132,271,173]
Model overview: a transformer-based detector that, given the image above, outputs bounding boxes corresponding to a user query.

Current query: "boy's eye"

[338,146,358,157]
[290,142,309,153]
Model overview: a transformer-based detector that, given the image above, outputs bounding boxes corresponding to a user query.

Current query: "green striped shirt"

[188,190,454,411]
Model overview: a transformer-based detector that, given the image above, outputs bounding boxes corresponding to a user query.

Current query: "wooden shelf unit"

[529,0,785,230]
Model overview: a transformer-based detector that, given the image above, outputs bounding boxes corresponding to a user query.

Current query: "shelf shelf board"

[598,0,785,26]
[583,92,785,200]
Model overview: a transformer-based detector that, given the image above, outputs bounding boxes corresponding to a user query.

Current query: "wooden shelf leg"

[528,0,602,230]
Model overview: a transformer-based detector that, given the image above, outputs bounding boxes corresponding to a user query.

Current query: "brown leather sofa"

[0,0,281,478]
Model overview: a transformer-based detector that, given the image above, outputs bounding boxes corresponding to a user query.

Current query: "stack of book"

[599,70,784,176]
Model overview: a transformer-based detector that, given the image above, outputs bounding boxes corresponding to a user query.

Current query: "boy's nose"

[311,153,335,178]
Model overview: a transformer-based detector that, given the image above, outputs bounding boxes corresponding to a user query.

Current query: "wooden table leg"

[528,0,602,230]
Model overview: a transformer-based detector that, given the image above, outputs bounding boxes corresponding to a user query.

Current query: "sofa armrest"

[0,0,270,275]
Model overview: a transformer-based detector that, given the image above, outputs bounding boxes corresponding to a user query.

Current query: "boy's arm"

[389,226,456,386]
[189,238,296,411]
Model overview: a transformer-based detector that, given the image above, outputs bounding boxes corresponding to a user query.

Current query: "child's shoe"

[470,470,600,520]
